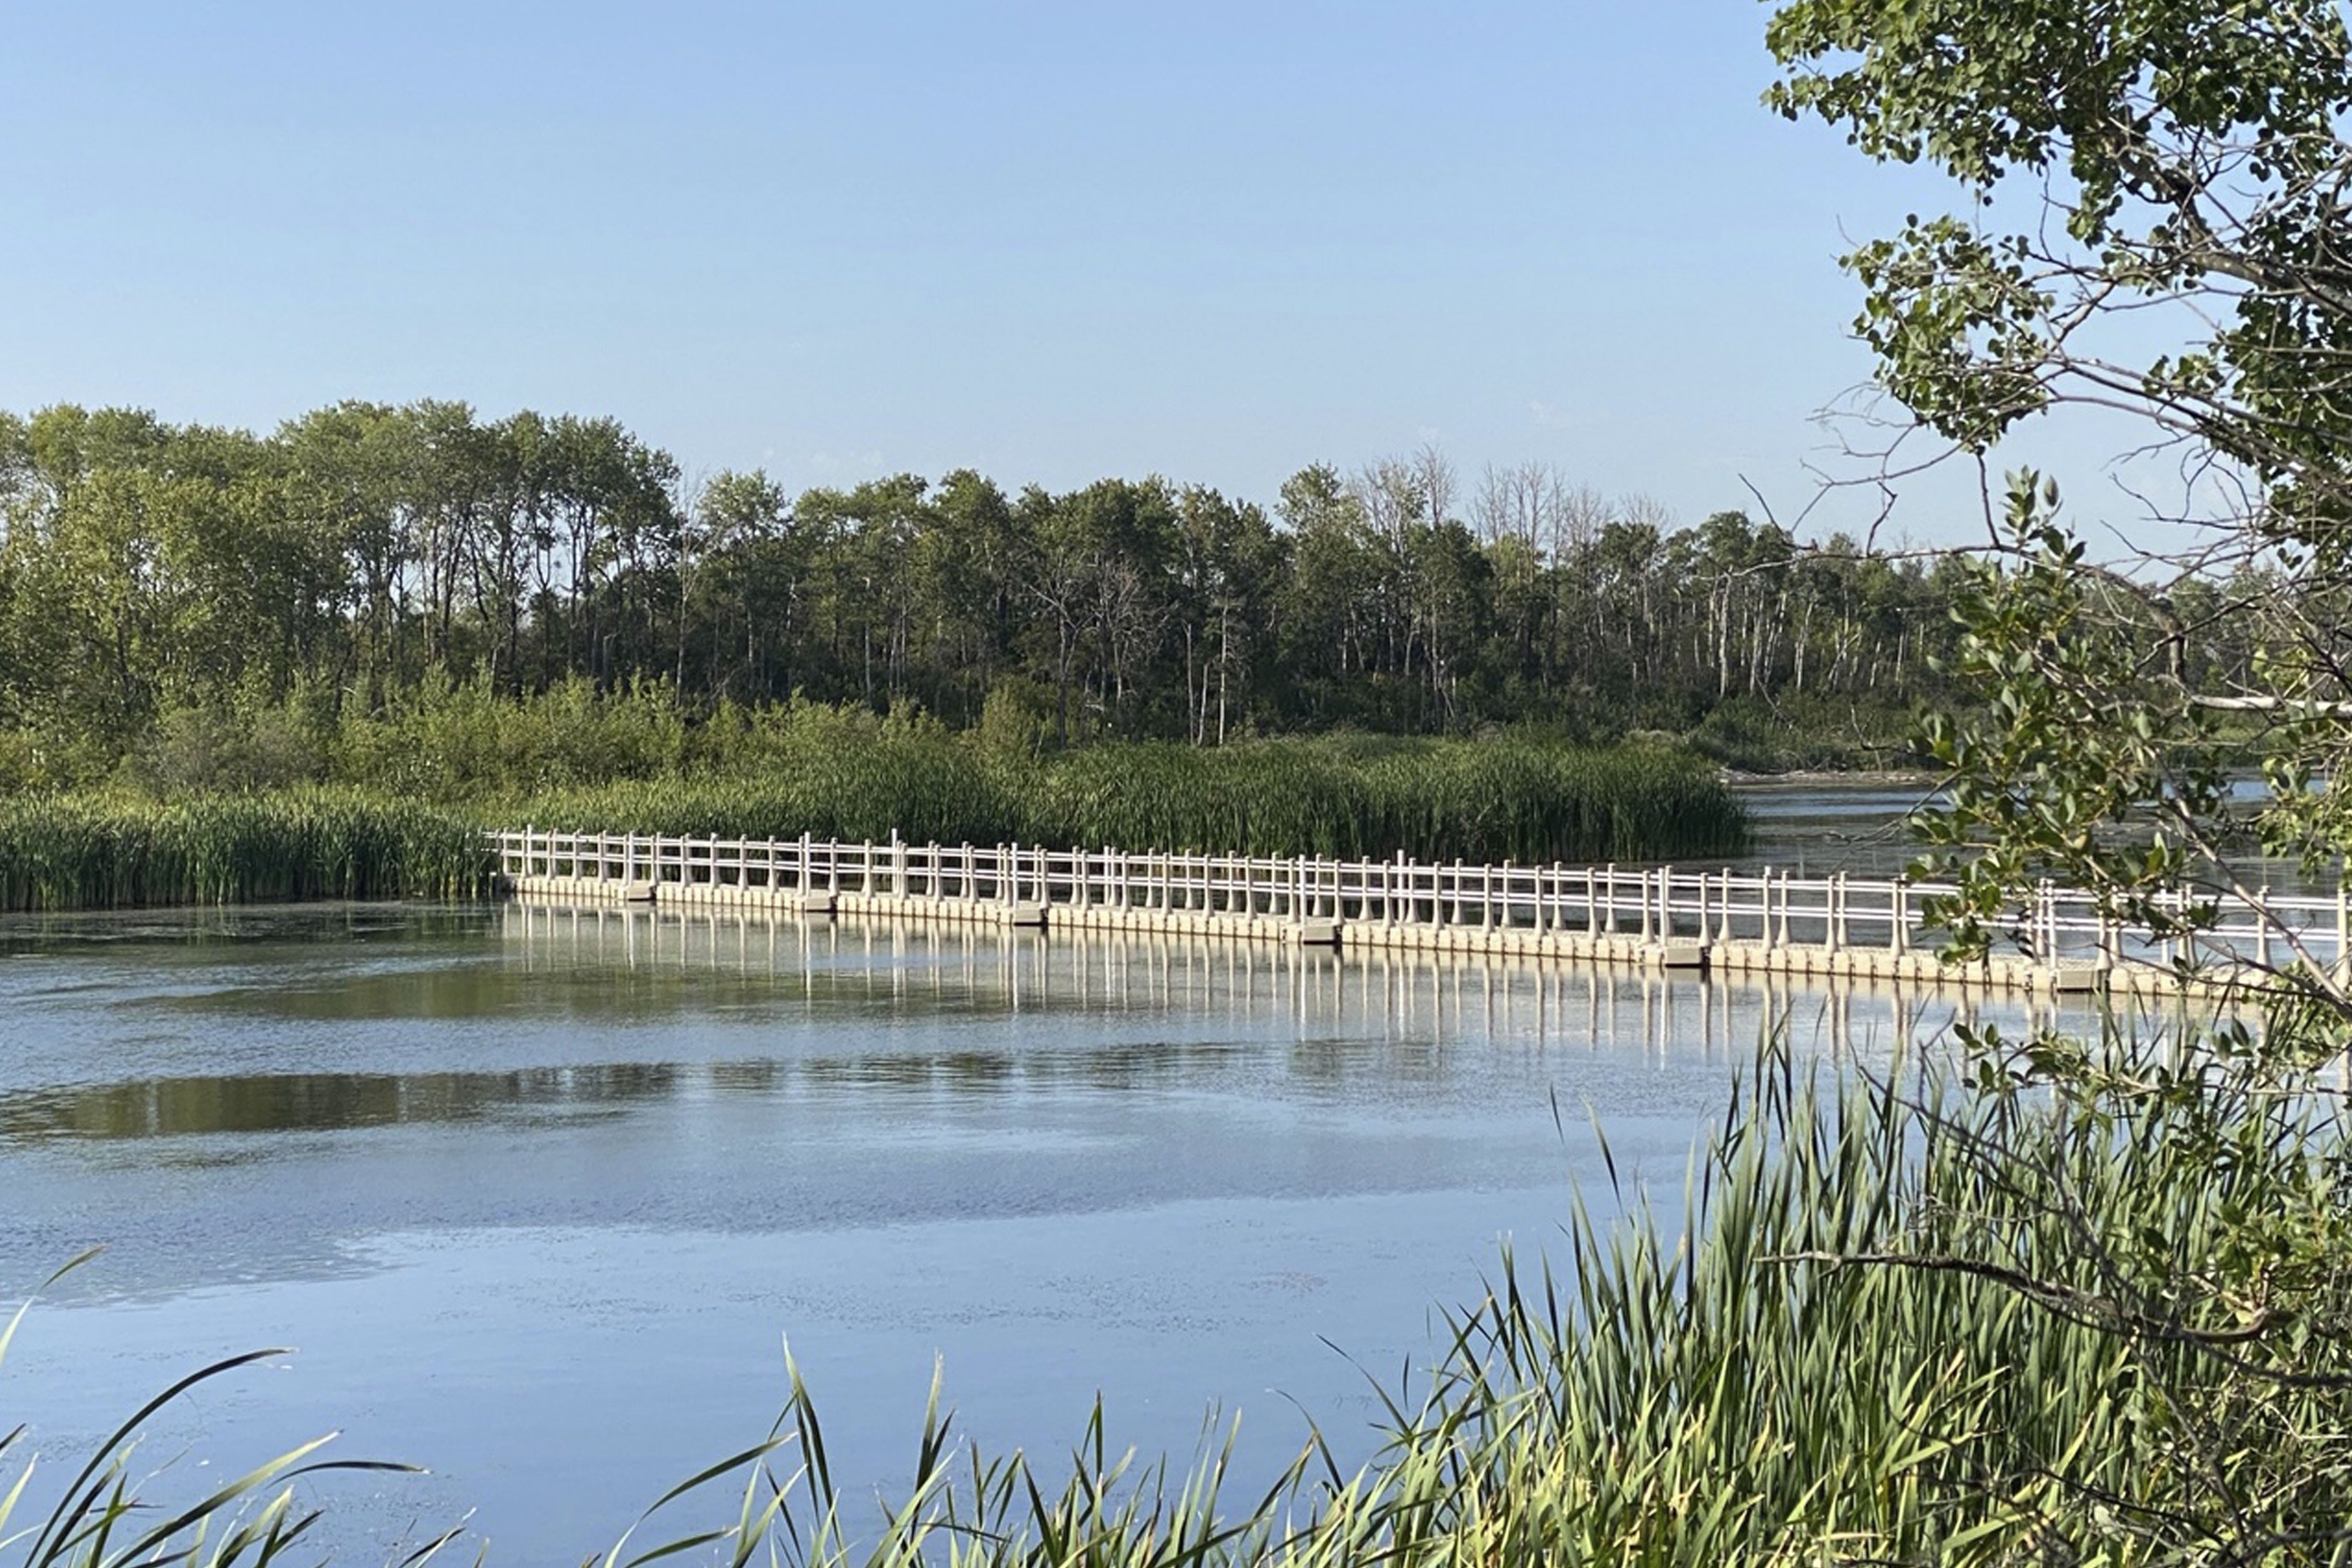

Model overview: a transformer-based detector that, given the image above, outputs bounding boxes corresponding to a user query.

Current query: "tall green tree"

[1765,4,2352,1554]
[1767,0,2352,993]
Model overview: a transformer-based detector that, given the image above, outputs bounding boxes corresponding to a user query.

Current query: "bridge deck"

[492,829,2347,998]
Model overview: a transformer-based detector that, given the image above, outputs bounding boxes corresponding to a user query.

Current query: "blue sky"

[2,1,2079,543]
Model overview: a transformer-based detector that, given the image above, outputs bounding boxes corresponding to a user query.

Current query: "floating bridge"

[492,829,2351,997]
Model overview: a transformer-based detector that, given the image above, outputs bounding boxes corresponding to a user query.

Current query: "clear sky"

[1,1,2083,544]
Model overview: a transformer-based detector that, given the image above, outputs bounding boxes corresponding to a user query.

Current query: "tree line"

[0,399,2204,778]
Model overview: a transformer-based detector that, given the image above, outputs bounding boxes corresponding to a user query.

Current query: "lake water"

[0,785,2068,1563]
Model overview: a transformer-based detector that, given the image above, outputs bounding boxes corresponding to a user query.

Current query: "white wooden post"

[2336,859,2348,976]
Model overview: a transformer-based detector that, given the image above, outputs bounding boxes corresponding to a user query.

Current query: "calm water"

[1726,779,1936,876]
[1,786,2072,1563]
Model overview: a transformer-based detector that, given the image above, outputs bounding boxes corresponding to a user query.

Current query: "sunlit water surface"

[2,787,2089,1563]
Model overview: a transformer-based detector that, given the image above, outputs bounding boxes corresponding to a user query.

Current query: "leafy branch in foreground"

[1756,16,2352,1543]
[1766,0,2352,1016]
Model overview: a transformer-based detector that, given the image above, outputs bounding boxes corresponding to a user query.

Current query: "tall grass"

[0,792,495,912]
[608,1040,2295,1566]
[712,1030,2352,1564]
[513,737,1748,864]
[513,743,1027,849]
[0,728,1745,910]
[18,1027,2337,1564]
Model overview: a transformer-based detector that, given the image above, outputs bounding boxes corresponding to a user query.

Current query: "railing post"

[2337,859,2348,977]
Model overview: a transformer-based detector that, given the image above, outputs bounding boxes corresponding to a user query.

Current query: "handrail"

[486,827,2352,977]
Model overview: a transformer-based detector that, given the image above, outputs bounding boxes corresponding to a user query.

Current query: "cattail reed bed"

[0,738,1742,913]
[512,737,1750,864]
[0,792,495,912]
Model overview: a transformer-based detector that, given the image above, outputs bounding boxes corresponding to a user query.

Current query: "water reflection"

[0,1063,683,1140]
[0,901,501,953]
[497,897,2089,1053]
[1725,780,1938,878]
[0,882,2177,1565]
[0,901,2100,1147]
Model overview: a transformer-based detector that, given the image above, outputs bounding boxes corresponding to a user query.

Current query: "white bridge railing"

[490,828,2352,975]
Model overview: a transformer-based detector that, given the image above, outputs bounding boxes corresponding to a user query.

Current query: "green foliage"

[1767,0,2352,468]
[126,697,331,797]
[1763,0,2352,1007]
[1907,475,2256,970]
[514,749,1025,851]
[1682,692,1922,773]
[1378,1029,2352,1562]
[0,399,1987,773]
[1766,11,2352,1551]
[328,673,695,796]
[0,791,495,912]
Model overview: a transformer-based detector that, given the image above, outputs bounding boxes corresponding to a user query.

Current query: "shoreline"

[1722,767,1940,788]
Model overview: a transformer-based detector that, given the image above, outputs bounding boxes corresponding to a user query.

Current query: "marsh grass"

[0,1254,467,1568]
[512,737,1748,865]
[540,1030,2345,1565]
[786,1034,2350,1563]
[673,1043,2338,1566]
[0,792,495,913]
[22,1025,2334,1565]
[4,717,1746,913]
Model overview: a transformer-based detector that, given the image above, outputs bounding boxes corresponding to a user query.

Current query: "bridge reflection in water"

[501,899,2114,1069]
